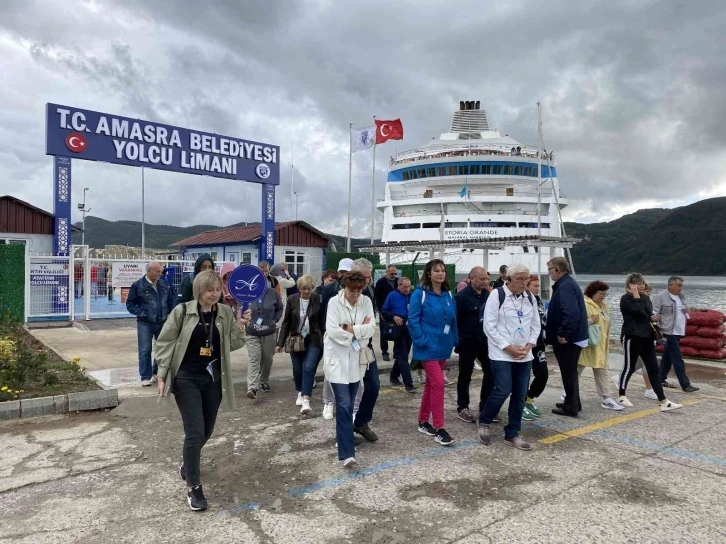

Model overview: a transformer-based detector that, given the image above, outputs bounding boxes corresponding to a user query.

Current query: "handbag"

[650,322,663,342]
[588,322,601,347]
[383,319,404,341]
[360,346,375,367]
[285,297,312,353]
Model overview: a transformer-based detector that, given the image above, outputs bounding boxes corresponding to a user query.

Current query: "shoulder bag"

[285,299,311,353]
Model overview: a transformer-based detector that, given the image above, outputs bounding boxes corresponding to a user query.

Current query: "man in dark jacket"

[454,266,491,423]
[545,257,588,417]
[374,265,399,361]
[381,277,414,392]
[245,260,283,398]
[177,253,215,305]
[126,261,175,386]
[491,265,508,289]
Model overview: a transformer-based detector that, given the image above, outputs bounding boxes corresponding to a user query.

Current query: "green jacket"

[154,301,246,412]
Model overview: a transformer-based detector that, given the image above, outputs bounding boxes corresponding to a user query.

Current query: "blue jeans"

[137,320,163,380]
[290,337,321,397]
[479,359,532,439]
[354,357,380,427]
[659,335,691,389]
[331,381,360,460]
[390,327,413,388]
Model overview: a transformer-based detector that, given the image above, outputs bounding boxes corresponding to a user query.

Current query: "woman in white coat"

[323,271,375,469]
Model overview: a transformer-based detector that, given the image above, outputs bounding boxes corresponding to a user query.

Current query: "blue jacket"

[545,273,588,344]
[381,290,410,323]
[126,276,175,324]
[408,287,458,361]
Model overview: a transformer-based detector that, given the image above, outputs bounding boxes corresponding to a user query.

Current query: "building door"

[227,252,239,265]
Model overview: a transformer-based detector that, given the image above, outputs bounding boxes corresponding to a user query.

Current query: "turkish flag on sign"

[375,119,404,144]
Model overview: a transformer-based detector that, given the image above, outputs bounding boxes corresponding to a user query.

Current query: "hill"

[566,197,726,274]
[71,216,372,253]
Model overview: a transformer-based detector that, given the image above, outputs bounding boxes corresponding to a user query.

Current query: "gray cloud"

[1,0,725,240]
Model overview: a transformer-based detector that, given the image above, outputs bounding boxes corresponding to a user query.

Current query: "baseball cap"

[338,258,354,272]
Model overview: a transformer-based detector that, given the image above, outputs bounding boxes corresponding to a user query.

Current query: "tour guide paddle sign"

[227,264,267,311]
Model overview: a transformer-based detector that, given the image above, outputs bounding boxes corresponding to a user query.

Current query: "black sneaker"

[418,422,436,436]
[405,385,417,394]
[261,383,270,393]
[434,428,454,446]
[382,353,390,362]
[187,485,208,511]
[389,378,403,387]
[683,385,700,393]
[246,389,256,399]
[662,380,677,389]
[354,424,378,442]
[179,463,186,481]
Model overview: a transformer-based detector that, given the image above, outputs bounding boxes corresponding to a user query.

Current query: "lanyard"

[343,298,358,325]
[198,305,216,349]
[436,291,451,325]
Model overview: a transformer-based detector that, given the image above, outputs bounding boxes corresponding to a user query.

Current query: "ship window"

[541,223,551,228]
[492,165,502,175]
[518,222,539,228]
[436,167,446,176]
[392,223,421,230]
[445,222,467,228]
[470,164,481,175]
[514,165,522,176]
[448,166,457,175]
[402,171,410,180]
[422,222,440,228]
[427,167,436,177]
[471,221,498,227]
[482,164,491,175]
[503,165,513,175]
[498,222,516,227]
[457,165,467,175]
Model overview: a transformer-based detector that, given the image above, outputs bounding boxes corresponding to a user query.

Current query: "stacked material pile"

[657,310,726,360]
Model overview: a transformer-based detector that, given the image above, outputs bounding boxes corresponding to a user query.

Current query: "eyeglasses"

[511,276,529,282]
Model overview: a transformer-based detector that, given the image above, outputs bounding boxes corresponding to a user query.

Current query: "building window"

[283,249,308,276]
[227,252,239,264]
[242,253,252,264]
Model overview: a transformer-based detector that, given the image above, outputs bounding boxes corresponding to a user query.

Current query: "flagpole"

[371,115,377,245]
[347,123,353,252]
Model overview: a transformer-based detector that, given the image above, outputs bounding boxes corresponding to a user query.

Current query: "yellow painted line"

[538,398,703,444]
[698,394,726,402]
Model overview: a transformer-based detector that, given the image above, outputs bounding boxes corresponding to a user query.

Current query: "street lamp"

[78,188,91,247]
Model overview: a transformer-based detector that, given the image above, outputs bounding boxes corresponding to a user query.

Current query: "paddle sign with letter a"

[227,264,268,312]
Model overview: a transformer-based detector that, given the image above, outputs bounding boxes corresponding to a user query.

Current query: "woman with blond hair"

[155,270,251,512]
[578,281,623,411]
[277,274,323,414]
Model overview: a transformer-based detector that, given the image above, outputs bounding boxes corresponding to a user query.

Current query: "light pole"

[77,188,91,246]
[294,191,299,221]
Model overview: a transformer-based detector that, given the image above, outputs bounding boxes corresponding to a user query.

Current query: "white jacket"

[483,284,541,363]
[323,291,376,384]
[274,275,297,301]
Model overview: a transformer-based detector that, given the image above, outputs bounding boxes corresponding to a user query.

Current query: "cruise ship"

[377,100,567,275]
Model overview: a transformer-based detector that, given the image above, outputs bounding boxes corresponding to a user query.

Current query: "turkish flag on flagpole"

[375,119,404,144]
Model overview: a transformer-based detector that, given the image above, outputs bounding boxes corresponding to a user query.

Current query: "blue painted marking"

[594,431,726,467]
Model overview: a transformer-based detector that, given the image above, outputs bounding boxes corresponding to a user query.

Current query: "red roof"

[172,221,328,248]
[0,195,81,234]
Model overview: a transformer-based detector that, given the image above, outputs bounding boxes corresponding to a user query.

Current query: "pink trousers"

[418,359,446,429]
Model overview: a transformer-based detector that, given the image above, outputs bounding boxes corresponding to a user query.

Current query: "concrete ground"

[2,356,726,543]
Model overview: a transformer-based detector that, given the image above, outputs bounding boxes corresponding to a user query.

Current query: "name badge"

[351,339,361,352]
[443,324,450,335]
[256,318,263,326]
[517,311,524,317]
[200,347,212,356]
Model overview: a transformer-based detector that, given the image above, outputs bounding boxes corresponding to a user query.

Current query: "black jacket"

[374,276,398,312]
[277,293,324,348]
[454,284,488,343]
[177,253,216,306]
[620,293,656,339]
[545,273,588,345]
[491,277,506,289]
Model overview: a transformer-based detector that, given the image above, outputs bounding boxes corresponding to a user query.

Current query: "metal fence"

[26,246,328,322]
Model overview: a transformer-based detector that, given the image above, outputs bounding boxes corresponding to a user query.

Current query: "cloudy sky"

[2,0,725,238]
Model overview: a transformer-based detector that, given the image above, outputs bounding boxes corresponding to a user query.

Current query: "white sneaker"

[644,389,658,400]
[300,399,312,414]
[141,379,152,387]
[660,400,683,412]
[296,392,303,406]
[601,398,624,411]
[342,457,357,469]
[322,403,334,420]
[474,362,482,371]
[617,395,633,408]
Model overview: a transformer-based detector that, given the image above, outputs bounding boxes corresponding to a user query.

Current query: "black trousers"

[619,335,666,401]
[457,338,491,412]
[174,367,222,487]
[553,343,582,413]
[379,320,390,356]
[527,347,549,399]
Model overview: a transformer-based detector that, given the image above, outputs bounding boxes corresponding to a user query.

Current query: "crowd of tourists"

[125,254,698,511]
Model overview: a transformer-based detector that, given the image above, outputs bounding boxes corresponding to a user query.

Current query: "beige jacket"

[154,301,246,412]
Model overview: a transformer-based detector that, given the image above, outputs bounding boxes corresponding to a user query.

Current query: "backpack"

[490,287,533,319]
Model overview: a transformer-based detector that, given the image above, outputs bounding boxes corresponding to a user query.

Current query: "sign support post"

[53,156,72,256]
[260,184,276,264]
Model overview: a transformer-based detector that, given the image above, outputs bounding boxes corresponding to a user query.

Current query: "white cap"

[338,258,354,272]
